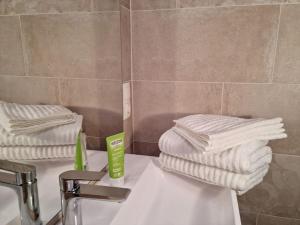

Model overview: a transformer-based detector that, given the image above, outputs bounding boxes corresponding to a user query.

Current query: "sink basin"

[111,160,241,225]
[0,151,241,225]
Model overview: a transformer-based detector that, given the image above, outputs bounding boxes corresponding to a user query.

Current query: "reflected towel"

[0,145,75,160]
[0,115,83,146]
[0,103,76,134]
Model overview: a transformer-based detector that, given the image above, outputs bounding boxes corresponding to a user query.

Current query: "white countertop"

[1,151,241,225]
[0,150,154,225]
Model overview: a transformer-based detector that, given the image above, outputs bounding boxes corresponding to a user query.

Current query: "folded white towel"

[0,145,75,160]
[175,114,283,140]
[0,115,83,146]
[159,129,271,174]
[159,152,269,195]
[0,103,76,134]
[174,114,286,153]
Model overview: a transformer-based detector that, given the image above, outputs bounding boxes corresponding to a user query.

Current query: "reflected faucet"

[0,159,42,225]
[59,169,130,225]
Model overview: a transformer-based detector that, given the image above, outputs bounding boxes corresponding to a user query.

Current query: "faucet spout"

[76,183,130,202]
[59,169,130,225]
[0,159,42,225]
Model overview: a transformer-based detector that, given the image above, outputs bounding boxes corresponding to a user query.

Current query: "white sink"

[0,151,241,225]
[111,160,241,225]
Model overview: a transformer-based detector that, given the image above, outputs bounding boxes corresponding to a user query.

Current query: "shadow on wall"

[67,106,123,140]
[134,113,210,156]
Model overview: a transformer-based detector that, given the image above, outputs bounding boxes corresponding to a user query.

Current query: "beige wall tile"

[133,142,160,156]
[238,154,300,218]
[92,0,119,11]
[132,6,279,82]
[175,82,222,117]
[288,0,300,3]
[21,12,121,79]
[0,16,25,76]
[0,0,91,15]
[0,75,59,104]
[60,79,123,138]
[121,6,131,82]
[131,0,176,10]
[240,212,257,225]
[133,81,222,142]
[274,5,300,83]
[257,214,300,225]
[223,83,300,156]
[133,81,177,142]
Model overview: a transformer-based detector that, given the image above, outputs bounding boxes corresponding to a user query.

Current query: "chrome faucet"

[59,169,131,225]
[0,159,42,225]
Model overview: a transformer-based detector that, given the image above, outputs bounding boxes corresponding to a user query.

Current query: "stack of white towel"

[0,102,83,160]
[159,114,287,195]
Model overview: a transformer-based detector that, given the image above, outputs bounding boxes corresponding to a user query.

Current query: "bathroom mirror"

[0,0,126,224]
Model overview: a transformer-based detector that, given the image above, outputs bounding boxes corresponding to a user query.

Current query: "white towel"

[159,152,269,195]
[159,129,272,174]
[0,115,83,146]
[174,114,287,153]
[0,145,75,160]
[0,103,76,134]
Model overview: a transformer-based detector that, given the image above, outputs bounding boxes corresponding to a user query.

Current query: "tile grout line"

[273,152,300,158]
[131,79,300,85]
[90,0,94,12]
[0,10,120,17]
[270,4,282,83]
[0,2,299,16]
[1,74,300,85]
[0,74,122,82]
[255,212,259,225]
[18,15,28,76]
[257,213,300,221]
[175,0,180,8]
[87,135,105,139]
[130,2,300,12]
[220,83,224,115]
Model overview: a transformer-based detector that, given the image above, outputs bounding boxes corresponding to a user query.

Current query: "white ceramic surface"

[0,151,241,225]
[111,160,241,225]
[0,151,152,225]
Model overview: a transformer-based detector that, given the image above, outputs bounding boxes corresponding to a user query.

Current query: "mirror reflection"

[0,1,123,224]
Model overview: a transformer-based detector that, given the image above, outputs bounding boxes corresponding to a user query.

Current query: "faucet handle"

[59,170,107,192]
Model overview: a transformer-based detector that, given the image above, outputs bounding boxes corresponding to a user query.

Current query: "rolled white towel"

[0,145,75,160]
[0,103,76,134]
[159,152,269,195]
[174,114,287,153]
[0,115,83,146]
[159,128,272,174]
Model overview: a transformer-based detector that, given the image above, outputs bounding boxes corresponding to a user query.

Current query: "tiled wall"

[130,0,300,224]
[0,0,123,150]
[1,0,299,224]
